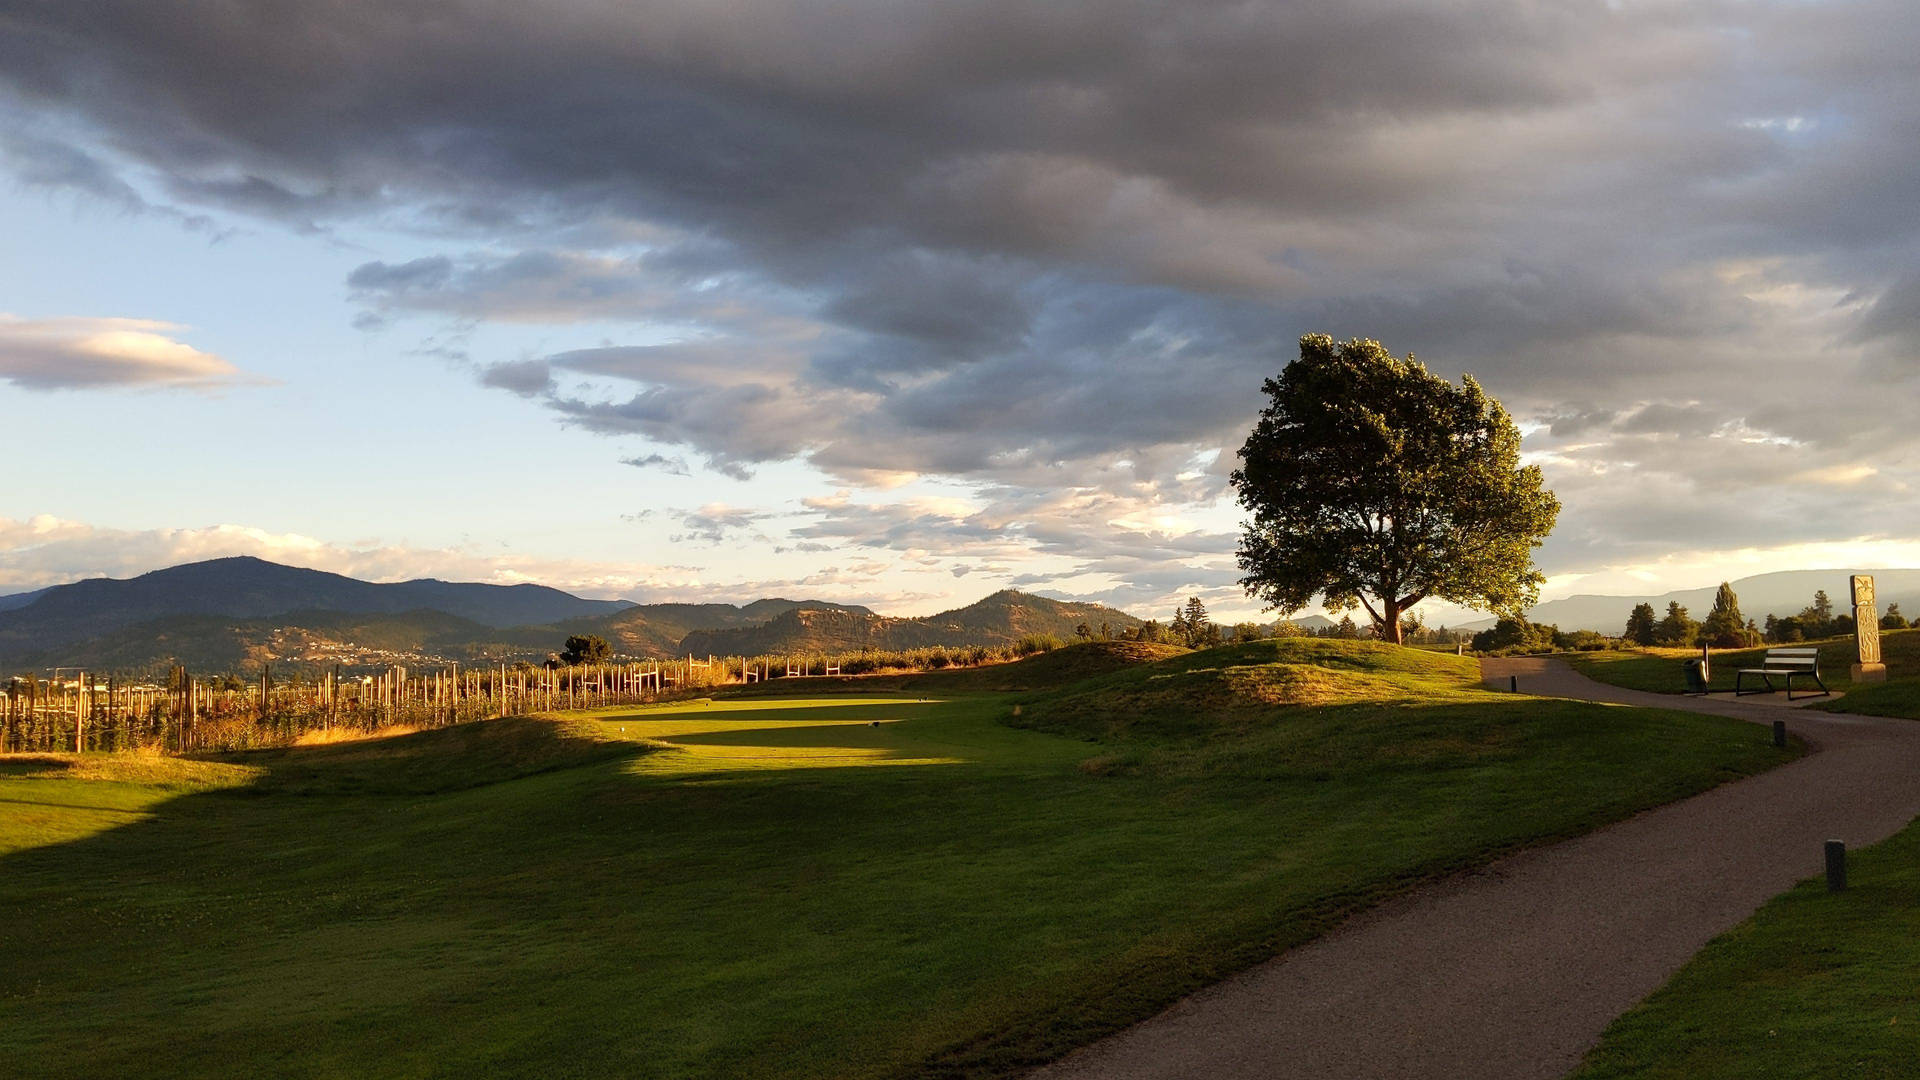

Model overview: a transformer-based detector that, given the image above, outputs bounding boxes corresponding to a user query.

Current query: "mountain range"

[0,557,1141,673]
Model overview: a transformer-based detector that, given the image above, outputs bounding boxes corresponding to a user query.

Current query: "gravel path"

[1029,658,1920,1080]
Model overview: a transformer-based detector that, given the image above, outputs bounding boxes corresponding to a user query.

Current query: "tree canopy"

[560,634,612,665]
[1700,582,1751,647]
[1231,334,1560,644]
[1623,602,1658,646]
[1655,602,1698,647]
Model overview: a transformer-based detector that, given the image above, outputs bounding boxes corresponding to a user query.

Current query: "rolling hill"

[680,590,1143,655]
[549,598,875,657]
[0,558,1143,673]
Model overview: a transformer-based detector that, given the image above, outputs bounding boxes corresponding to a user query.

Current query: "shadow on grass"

[0,756,78,778]
[201,714,657,797]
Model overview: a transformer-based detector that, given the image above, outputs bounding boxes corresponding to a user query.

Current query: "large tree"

[1700,582,1749,647]
[1231,335,1560,644]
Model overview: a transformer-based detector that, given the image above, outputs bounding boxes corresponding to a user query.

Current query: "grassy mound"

[1017,637,1483,742]
[212,715,653,796]
[925,639,1191,691]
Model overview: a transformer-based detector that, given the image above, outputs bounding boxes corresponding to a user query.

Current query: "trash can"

[1683,658,1709,694]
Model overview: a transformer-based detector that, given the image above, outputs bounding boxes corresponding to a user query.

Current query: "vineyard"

[0,637,1065,753]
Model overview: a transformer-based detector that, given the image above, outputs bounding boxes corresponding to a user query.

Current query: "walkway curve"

[1030,657,1920,1080]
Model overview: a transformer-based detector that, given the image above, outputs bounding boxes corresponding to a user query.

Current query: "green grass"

[0,639,1796,1080]
[1567,628,1920,696]
[1574,814,1920,1079]
[1810,678,1920,721]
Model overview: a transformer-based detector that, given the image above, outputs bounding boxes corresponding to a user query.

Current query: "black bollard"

[1773,720,1787,748]
[1509,674,1518,693]
[1825,840,1847,892]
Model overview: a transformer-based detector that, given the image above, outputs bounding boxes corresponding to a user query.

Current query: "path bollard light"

[1773,720,1787,748]
[1826,840,1847,892]
[1509,674,1518,693]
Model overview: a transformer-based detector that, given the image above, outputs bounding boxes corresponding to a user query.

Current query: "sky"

[2,0,1918,626]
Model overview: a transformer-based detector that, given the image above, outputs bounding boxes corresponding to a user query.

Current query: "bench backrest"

[1762,647,1820,671]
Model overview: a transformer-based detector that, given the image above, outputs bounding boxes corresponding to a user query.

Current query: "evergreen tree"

[1174,596,1213,647]
[1699,582,1748,647]
[1623,602,1658,646]
[1654,602,1698,646]
[1881,604,1907,631]
[1798,590,1835,638]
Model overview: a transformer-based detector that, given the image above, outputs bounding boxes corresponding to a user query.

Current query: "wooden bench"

[1735,647,1829,699]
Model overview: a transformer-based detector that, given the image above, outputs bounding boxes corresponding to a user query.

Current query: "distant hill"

[548,598,875,657]
[1491,569,1920,634]
[9,609,503,673]
[0,587,50,612]
[0,556,632,658]
[0,557,1118,673]
[681,590,1143,655]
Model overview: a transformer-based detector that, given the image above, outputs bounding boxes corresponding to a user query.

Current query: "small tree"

[1699,583,1749,648]
[1623,602,1658,647]
[1171,597,1216,648]
[1232,335,1560,644]
[560,634,611,665]
[1075,622,1093,641]
[1882,603,1908,631]
[1797,590,1835,638]
[1654,602,1698,647]
[1470,617,1553,653]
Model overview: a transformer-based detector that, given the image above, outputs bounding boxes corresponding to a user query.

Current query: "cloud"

[478,358,553,397]
[620,453,690,476]
[0,315,253,391]
[669,503,770,546]
[8,0,1920,595]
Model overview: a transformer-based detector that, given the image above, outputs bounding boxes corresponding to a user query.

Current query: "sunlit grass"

[597,697,1048,774]
[0,754,255,855]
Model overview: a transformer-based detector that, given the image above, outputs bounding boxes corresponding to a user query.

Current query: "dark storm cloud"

[7,0,1920,584]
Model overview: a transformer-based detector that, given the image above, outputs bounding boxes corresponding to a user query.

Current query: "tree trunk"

[1381,599,1404,645]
